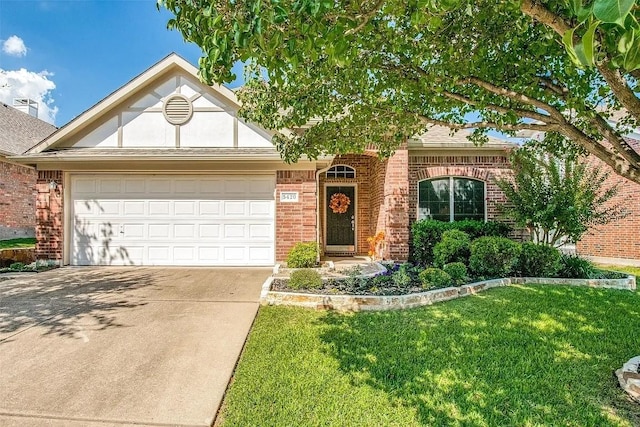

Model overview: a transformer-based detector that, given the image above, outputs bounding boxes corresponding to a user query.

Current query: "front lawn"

[0,238,36,249]
[218,285,640,426]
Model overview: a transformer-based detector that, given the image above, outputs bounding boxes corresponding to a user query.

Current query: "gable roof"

[27,52,242,155]
[0,103,57,156]
[409,125,515,150]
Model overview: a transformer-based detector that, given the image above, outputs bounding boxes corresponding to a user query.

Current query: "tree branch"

[597,61,640,122]
[520,0,571,36]
[417,115,556,132]
[460,76,565,121]
[442,90,555,124]
[345,0,385,35]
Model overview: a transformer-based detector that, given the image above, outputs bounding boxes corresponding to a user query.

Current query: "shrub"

[288,269,323,290]
[433,230,471,267]
[392,263,414,288]
[443,262,468,286]
[9,262,25,271]
[558,254,597,279]
[469,237,521,278]
[419,268,452,289]
[286,242,318,268]
[516,242,561,277]
[411,219,511,266]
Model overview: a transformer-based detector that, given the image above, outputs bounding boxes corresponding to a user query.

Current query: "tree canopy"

[159,0,640,184]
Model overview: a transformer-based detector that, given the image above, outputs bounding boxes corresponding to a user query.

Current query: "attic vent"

[163,94,193,125]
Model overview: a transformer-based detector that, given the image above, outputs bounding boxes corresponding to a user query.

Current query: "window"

[418,177,485,221]
[326,165,356,179]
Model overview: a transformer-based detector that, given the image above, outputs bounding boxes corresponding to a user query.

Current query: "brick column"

[275,170,317,261]
[35,171,64,261]
[383,146,410,260]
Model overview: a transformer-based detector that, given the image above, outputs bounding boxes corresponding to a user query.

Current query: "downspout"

[315,163,333,264]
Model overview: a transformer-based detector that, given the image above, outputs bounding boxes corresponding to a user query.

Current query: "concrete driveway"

[0,267,270,426]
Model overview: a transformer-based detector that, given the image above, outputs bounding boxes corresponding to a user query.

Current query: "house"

[13,54,515,266]
[576,136,640,265]
[0,100,56,239]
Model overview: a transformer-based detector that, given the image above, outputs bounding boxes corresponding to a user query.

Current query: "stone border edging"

[260,275,635,312]
[616,356,640,403]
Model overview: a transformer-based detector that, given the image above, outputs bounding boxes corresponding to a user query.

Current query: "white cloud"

[0,68,58,124]
[2,35,27,57]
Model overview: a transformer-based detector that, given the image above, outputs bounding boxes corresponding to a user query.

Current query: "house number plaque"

[280,191,299,202]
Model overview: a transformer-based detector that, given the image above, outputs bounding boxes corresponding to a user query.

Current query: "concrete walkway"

[0,267,269,426]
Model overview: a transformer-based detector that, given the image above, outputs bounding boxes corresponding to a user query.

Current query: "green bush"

[288,269,323,290]
[558,254,597,279]
[286,242,318,268]
[443,262,468,286]
[411,219,511,266]
[9,262,25,271]
[419,268,452,289]
[433,230,471,267]
[469,237,521,278]
[392,263,414,288]
[516,242,561,277]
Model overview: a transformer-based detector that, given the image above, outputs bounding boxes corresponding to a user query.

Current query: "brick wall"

[0,160,37,239]
[382,148,410,260]
[275,170,317,261]
[35,170,64,261]
[576,158,640,261]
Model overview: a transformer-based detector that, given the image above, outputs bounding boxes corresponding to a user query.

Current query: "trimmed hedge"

[411,219,511,266]
[469,236,521,278]
[286,242,318,268]
[433,230,471,267]
[516,242,561,277]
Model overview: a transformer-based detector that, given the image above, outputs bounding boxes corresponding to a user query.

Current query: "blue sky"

[0,0,242,126]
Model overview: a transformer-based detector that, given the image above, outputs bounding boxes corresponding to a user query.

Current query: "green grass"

[0,238,36,249]
[597,264,640,278]
[219,285,640,427]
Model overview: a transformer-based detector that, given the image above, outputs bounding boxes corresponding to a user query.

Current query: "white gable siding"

[237,120,274,148]
[70,74,274,150]
[74,117,119,148]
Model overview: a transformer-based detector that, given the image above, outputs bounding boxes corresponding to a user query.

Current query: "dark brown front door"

[326,186,355,251]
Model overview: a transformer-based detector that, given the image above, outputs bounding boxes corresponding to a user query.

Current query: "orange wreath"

[329,192,351,214]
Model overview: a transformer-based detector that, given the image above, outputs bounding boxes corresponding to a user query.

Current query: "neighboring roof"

[27,52,242,155]
[0,103,57,156]
[409,125,515,150]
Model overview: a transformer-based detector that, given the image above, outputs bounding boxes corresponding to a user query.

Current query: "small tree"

[497,146,626,247]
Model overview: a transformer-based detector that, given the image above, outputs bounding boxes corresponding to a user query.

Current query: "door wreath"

[329,192,351,214]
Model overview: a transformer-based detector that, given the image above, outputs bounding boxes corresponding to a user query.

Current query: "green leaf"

[593,0,635,26]
[618,29,634,53]
[581,20,600,66]
[562,27,581,65]
[624,38,640,70]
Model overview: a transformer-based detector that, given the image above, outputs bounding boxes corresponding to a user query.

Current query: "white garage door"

[71,174,275,266]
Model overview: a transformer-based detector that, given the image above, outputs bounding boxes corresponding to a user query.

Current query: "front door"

[325,186,356,252]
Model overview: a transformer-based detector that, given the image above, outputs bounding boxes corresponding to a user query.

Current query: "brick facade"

[275,170,317,261]
[576,159,640,261]
[35,170,63,261]
[0,160,37,239]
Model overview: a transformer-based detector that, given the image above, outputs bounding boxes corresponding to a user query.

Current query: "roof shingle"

[0,103,57,156]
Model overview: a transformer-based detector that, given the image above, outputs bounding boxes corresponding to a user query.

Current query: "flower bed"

[262,261,635,312]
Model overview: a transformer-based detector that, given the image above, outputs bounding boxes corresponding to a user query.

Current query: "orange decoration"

[329,192,351,214]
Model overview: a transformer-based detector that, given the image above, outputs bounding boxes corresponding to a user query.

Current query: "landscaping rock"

[0,248,35,267]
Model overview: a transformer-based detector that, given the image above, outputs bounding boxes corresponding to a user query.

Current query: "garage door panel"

[71,174,275,266]
[149,201,170,215]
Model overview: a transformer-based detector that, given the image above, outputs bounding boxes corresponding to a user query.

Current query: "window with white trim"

[326,165,356,179]
[418,177,486,221]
